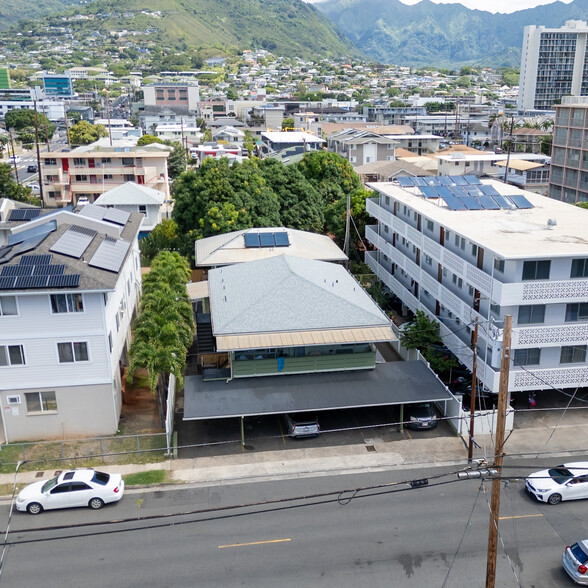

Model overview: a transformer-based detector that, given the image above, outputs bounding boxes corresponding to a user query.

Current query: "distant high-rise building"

[43,72,74,97]
[0,68,10,90]
[549,96,588,204]
[518,20,588,112]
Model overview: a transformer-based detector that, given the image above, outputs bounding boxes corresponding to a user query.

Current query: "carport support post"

[240,416,245,448]
[485,314,512,588]
[399,404,404,432]
[467,319,478,462]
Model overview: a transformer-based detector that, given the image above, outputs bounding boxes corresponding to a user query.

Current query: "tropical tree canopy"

[68,121,108,146]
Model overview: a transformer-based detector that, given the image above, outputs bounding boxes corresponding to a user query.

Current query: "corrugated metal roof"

[494,160,544,171]
[216,326,395,351]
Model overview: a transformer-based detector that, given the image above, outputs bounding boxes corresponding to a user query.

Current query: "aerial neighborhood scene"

[1,0,588,584]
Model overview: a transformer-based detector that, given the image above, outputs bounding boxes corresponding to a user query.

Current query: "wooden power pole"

[485,314,512,588]
[467,319,478,462]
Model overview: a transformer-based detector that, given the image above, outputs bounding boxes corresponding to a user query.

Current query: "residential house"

[260,131,325,157]
[436,152,549,178]
[0,204,142,442]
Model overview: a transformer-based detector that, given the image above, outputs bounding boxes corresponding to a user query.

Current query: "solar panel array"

[78,204,131,226]
[396,176,534,211]
[0,254,80,290]
[243,231,290,248]
[50,226,97,259]
[88,237,130,273]
[8,209,42,221]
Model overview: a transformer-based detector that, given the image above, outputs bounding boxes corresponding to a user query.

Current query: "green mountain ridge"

[6,0,359,60]
[315,0,588,67]
[0,0,85,30]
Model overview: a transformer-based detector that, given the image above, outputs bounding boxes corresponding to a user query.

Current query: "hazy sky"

[395,0,573,13]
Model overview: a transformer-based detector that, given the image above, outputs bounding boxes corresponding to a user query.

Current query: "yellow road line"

[499,514,543,520]
[218,538,292,549]
[405,429,412,439]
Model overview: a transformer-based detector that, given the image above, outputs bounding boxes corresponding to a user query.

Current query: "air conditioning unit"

[7,395,21,405]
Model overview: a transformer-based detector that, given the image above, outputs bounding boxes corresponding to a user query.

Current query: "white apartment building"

[364,176,588,396]
[518,20,588,112]
[0,204,142,442]
[436,152,549,179]
[40,138,170,207]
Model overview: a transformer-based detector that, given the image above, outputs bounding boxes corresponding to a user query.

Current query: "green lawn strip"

[123,470,167,486]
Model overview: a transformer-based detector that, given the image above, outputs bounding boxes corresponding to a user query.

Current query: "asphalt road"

[0,461,586,587]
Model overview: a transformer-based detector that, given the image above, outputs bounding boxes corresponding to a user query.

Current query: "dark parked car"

[404,403,438,430]
[27,165,37,173]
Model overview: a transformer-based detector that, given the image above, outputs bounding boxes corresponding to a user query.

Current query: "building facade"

[549,96,588,203]
[364,177,588,396]
[0,205,142,442]
[39,138,170,207]
[518,20,588,112]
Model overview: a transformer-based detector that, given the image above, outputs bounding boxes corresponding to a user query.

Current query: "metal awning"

[215,326,396,352]
[183,361,454,420]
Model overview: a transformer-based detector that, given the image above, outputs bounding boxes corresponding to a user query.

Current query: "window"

[490,303,501,315]
[108,332,113,353]
[73,158,86,166]
[0,345,25,366]
[426,220,434,232]
[0,296,17,316]
[522,260,550,280]
[566,303,588,322]
[121,157,134,166]
[75,175,88,182]
[514,348,541,366]
[494,259,504,273]
[101,158,112,164]
[50,294,84,314]
[571,259,588,278]
[57,342,89,363]
[123,174,135,182]
[560,345,586,364]
[25,391,57,413]
[471,244,478,257]
[518,305,545,325]
[45,158,57,165]
[138,205,147,214]
[425,255,432,265]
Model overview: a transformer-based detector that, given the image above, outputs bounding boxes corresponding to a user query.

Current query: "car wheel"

[89,497,104,510]
[547,493,562,505]
[27,502,43,515]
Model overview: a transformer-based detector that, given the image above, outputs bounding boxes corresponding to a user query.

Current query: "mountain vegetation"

[11,0,358,60]
[0,0,85,30]
[315,0,588,67]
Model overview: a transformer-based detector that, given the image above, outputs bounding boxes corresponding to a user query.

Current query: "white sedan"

[526,462,588,505]
[16,469,124,514]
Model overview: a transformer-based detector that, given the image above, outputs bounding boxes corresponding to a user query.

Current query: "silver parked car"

[282,412,320,438]
[563,540,588,585]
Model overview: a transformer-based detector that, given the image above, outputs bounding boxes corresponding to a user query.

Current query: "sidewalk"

[2,420,586,492]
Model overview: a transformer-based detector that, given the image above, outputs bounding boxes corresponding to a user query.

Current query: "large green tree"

[68,121,108,146]
[5,109,55,140]
[0,163,37,204]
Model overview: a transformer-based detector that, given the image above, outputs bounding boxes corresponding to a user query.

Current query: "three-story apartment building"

[364,176,588,396]
[0,204,142,441]
[40,138,170,207]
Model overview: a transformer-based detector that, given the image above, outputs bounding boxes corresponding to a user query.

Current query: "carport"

[184,361,455,442]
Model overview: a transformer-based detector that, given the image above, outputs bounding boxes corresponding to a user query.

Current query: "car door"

[45,483,72,510]
[68,481,94,507]
[563,475,588,501]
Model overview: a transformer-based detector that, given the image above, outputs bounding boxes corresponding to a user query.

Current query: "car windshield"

[571,543,588,564]
[548,467,573,484]
[41,476,59,493]
[91,471,110,486]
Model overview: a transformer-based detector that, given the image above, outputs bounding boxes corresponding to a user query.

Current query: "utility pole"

[343,191,351,268]
[503,116,515,184]
[33,99,45,207]
[8,128,19,185]
[467,319,478,462]
[485,314,512,588]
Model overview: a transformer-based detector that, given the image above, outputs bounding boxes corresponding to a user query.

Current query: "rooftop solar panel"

[459,195,484,210]
[273,231,290,247]
[480,185,500,196]
[397,177,414,187]
[1,265,33,277]
[438,176,453,186]
[15,275,49,289]
[244,233,261,248]
[103,208,131,226]
[77,205,106,221]
[465,185,483,197]
[413,177,428,186]
[463,175,481,185]
[0,276,16,289]
[420,186,439,199]
[20,254,51,266]
[451,175,468,186]
[50,225,97,259]
[440,195,468,211]
[435,186,454,199]
[88,237,130,273]
[477,195,501,210]
[508,194,534,209]
[259,232,275,247]
[449,186,468,198]
[48,274,80,288]
[33,264,65,276]
[8,209,42,221]
[424,177,441,186]
[490,194,513,209]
